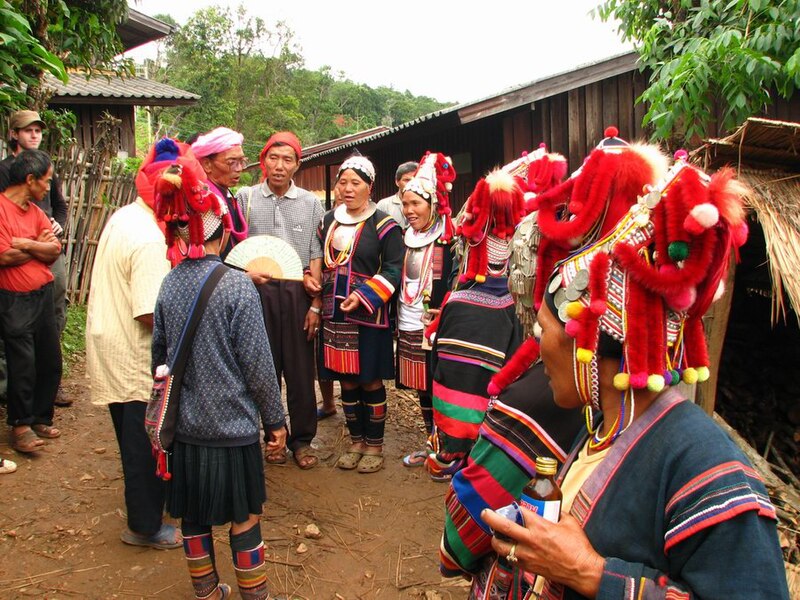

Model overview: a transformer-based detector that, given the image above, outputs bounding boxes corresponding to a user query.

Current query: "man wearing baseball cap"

[0,110,70,407]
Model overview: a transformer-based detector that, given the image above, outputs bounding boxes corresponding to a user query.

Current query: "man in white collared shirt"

[236,132,324,470]
[376,161,418,229]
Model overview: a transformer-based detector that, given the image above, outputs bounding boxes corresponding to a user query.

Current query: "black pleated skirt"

[166,441,266,526]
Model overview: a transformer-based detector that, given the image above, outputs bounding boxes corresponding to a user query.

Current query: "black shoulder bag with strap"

[145,262,227,480]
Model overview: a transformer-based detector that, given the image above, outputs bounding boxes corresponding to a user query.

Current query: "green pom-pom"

[576,348,594,364]
[647,374,666,392]
[668,241,689,261]
[613,372,630,391]
[682,367,698,384]
[696,366,710,382]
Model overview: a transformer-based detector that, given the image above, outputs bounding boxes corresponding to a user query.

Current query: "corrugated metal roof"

[45,72,199,107]
[302,51,638,162]
[302,126,391,155]
[302,108,460,161]
[118,9,174,51]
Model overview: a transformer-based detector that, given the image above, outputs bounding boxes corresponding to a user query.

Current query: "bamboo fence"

[51,143,137,304]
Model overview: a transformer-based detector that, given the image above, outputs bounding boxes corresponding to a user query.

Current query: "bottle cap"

[535,456,558,476]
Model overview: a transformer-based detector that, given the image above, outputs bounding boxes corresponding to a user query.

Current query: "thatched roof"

[696,118,800,325]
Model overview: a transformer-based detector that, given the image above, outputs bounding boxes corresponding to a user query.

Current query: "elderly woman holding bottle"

[482,163,788,599]
[316,154,404,474]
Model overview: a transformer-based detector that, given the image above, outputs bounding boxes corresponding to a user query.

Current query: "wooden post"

[696,257,737,414]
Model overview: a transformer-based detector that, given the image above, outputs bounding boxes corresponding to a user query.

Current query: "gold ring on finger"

[506,543,518,564]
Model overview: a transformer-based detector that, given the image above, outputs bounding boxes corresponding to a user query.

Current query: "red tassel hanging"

[624,280,651,389]
[576,252,610,363]
[487,337,541,396]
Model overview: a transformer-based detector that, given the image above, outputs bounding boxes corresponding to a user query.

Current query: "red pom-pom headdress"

[456,143,568,287]
[457,169,526,283]
[545,152,749,395]
[529,127,669,314]
[403,151,457,241]
[153,162,232,262]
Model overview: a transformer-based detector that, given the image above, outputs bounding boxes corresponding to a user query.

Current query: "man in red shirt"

[0,149,63,453]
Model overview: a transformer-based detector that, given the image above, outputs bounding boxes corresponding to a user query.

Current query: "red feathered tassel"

[532,239,564,311]
[576,252,610,359]
[683,315,709,369]
[652,197,670,270]
[624,280,651,389]
[646,300,666,390]
[664,168,706,263]
[187,214,206,259]
[613,227,717,298]
[487,337,541,396]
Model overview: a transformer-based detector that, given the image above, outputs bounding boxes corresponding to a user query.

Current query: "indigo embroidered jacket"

[543,389,788,600]
[318,209,403,328]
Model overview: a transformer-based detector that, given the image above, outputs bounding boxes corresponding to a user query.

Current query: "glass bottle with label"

[520,456,562,523]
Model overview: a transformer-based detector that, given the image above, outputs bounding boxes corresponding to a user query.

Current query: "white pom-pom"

[532,322,543,339]
[524,191,536,202]
[634,212,650,227]
[690,203,719,229]
[445,182,453,191]
[713,280,726,302]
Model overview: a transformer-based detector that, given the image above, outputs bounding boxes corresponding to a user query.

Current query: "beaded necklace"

[323,221,366,269]
[401,243,435,307]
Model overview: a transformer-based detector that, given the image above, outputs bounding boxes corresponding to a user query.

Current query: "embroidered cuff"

[355,274,395,314]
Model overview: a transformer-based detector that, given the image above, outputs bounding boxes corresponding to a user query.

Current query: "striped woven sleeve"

[352,215,403,314]
[663,460,776,551]
[439,364,581,577]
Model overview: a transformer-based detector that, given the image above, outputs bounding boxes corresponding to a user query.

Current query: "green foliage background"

[596,0,800,144]
[143,6,451,154]
[61,304,86,377]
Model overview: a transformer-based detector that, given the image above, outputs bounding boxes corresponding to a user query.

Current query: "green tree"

[0,0,66,108]
[150,4,451,150]
[596,0,800,144]
[11,0,132,110]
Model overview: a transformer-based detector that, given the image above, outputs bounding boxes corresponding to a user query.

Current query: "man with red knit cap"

[235,131,324,469]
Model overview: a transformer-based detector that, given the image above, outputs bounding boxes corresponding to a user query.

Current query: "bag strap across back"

[169,262,227,384]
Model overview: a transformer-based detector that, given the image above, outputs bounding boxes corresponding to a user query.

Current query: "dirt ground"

[0,359,471,600]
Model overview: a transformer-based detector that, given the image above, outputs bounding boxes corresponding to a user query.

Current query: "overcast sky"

[127,0,632,104]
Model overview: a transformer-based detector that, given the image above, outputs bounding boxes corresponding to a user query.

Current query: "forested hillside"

[144,5,451,156]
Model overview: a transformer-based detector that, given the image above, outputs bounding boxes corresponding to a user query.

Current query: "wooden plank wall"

[504,70,651,172]
[60,105,136,156]
[296,117,505,215]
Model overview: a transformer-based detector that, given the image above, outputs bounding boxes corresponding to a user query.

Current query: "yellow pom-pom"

[647,374,665,392]
[696,366,710,382]
[682,367,698,385]
[475,274,486,283]
[576,348,593,364]
[566,301,584,319]
[613,372,630,391]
